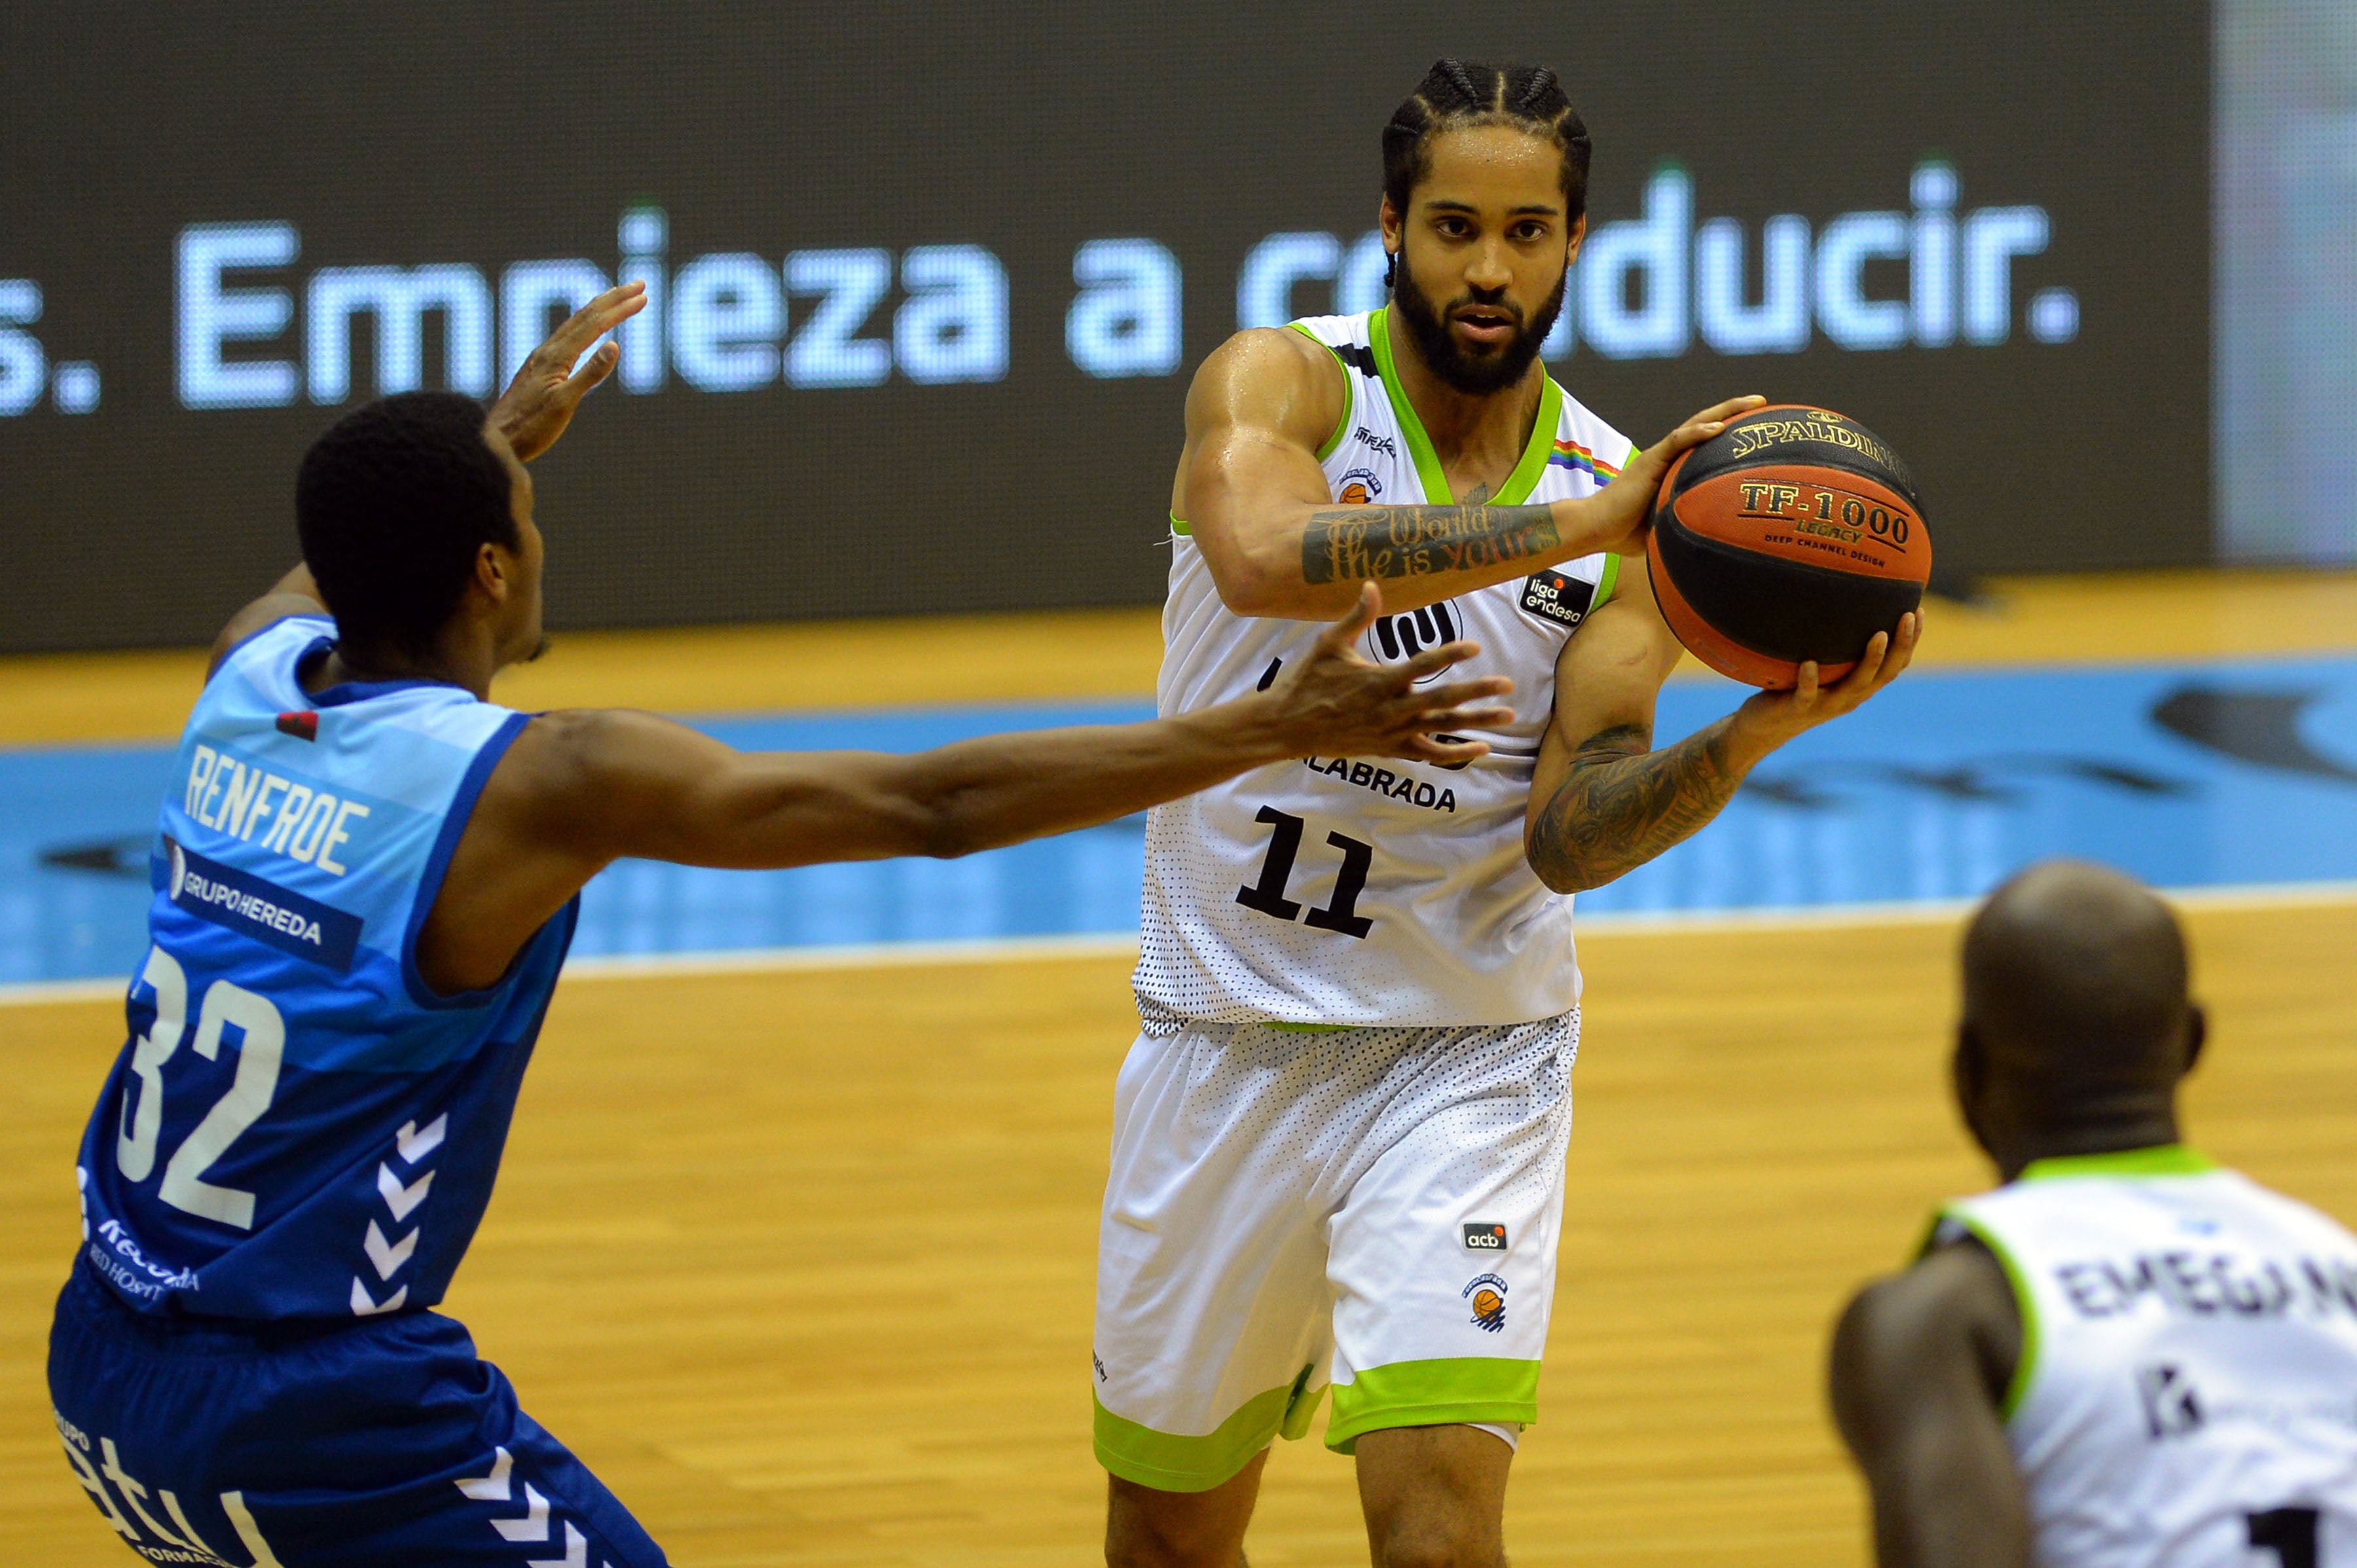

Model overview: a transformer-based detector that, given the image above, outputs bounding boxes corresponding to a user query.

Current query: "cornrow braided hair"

[1381,58,1594,285]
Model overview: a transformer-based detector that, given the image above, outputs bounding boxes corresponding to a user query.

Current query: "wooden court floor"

[7,568,2357,1562]
[5,900,2354,1566]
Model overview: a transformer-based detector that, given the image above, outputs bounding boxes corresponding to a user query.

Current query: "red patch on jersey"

[276,710,319,742]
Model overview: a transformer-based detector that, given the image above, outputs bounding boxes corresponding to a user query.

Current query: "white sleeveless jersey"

[1135,308,1637,1026]
[1933,1149,2357,1568]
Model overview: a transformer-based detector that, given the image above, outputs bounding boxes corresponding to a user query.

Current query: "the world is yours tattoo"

[1300,502,1559,585]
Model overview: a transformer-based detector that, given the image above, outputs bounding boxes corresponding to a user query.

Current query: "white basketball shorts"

[1091,1004,1578,1493]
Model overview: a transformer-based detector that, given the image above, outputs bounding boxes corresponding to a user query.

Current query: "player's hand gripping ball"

[1646,404,1930,689]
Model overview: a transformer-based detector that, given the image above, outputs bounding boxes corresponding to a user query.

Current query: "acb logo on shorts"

[1462,1222,1508,1251]
[1366,600,1463,686]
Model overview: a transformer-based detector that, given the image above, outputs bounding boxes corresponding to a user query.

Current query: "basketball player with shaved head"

[1099,58,1920,1567]
[1831,861,2357,1567]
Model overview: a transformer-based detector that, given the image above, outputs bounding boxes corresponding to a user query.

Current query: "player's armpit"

[1829,1243,2030,1568]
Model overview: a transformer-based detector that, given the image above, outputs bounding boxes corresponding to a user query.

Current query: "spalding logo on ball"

[1647,404,1929,689]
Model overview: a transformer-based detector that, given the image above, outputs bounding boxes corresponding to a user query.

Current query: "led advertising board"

[0,4,2206,649]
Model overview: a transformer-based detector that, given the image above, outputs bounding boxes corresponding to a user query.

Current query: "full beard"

[1391,249,1566,397]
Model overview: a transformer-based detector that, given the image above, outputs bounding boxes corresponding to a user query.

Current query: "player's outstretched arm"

[534,583,1508,868]
[420,587,1512,992]
[1829,1244,2031,1568]
[1178,326,1762,621]
[1522,568,1918,892]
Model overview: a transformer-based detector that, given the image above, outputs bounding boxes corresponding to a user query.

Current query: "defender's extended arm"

[419,587,1515,993]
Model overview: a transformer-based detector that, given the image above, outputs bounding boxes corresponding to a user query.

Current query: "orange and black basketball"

[1647,405,1931,689]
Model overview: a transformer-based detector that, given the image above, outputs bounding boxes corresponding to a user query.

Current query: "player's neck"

[303,628,498,703]
[1381,307,1545,480]
[1992,1104,2183,1184]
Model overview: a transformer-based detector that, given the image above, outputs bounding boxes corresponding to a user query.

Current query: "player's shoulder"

[465,708,675,856]
[1197,319,1348,385]
[503,706,649,779]
[206,604,335,683]
[476,707,621,806]
[2210,1167,2357,1249]
[1838,1236,2020,1377]
[1283,311,1374,352]
[1831,1234,2022,1439]
[1186,321,1351,441]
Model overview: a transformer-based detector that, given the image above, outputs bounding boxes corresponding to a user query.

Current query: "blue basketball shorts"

[46,1262,667,1567]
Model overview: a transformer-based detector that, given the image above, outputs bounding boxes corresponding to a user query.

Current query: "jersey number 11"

[1235,806,1374,939]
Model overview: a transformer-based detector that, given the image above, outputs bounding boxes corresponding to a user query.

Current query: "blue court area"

[9,658,2357,987]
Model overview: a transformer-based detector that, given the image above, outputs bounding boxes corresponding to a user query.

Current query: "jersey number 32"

[114,943,285,1230]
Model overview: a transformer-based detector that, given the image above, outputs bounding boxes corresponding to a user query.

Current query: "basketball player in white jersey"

[1831,862,2357,1567]
[1098,58,1920,1568]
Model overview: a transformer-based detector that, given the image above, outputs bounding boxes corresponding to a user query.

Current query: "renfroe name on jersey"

[182,744,369,874]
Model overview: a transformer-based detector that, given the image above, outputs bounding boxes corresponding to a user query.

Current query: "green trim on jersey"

[2016,1144,2218,1183]
[1493,375,1565,505]
[1323,1356,1541,1453]
[1592,553,1622,611]
[1094,1366,1321,1492]
[1366,306,1565,507]
[1268,1021,1353,1034]
[1922,1208,2041,1422]
[1284,321,1355,463]
[1910,1147,2217,1427]
[1169,512,1191,538]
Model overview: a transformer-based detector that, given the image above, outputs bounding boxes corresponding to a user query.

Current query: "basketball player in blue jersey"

[1830,862,2357,1567]
[45,283,1539,1568]
[1102,60,1920,1568]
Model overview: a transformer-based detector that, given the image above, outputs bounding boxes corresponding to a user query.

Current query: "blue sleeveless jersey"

[73,616,576,1321]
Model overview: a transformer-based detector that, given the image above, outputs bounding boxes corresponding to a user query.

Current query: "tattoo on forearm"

[1300,502,1558,585]
[1528,720,1747,892]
